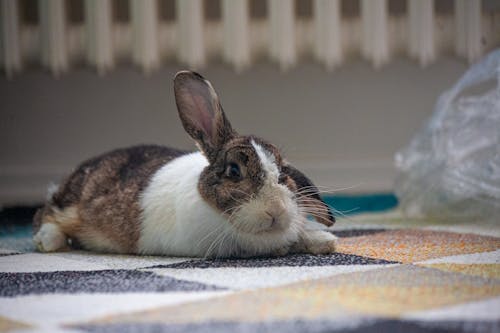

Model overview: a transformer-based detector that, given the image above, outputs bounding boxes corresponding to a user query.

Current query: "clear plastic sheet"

[395,49,500,221]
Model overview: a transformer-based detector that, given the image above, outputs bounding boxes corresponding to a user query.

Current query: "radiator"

[1,0,499,77]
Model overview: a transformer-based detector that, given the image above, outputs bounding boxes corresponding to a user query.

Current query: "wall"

[0,58,467,206]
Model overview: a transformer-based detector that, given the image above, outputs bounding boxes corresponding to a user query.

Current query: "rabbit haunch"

[33,145,187,254]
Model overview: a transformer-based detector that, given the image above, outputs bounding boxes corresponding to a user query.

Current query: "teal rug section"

[0,194,399,241]
[0,206,38,239]
[323,193,398,216]
[0,207,37,251]
[0,224,32,238]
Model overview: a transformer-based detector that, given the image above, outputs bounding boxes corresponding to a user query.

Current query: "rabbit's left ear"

[174,71,235,162]
[282,164,336,226]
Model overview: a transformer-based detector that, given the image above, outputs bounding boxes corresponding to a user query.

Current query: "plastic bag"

[395,49,500,221]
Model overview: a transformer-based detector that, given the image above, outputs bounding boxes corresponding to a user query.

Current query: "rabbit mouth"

[229,197,299,236]
[254,210,294,234]
[254,219,288,235]
[229,211,294,236]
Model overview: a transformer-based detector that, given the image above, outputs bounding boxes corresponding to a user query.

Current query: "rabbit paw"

[294,230,337,255]
[270,244,292,257]
[33,223,68,252]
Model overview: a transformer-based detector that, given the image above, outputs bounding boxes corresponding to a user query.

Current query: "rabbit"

[33,71,337,258]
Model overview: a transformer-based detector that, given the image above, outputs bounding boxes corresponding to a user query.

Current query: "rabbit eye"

[225,162,241,180]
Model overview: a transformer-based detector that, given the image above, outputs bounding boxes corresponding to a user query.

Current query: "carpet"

[0,203,499,333]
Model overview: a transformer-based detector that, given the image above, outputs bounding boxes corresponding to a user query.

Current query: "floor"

[0,207,499,333]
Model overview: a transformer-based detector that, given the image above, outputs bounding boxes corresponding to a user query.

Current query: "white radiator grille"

[0,0,499,76]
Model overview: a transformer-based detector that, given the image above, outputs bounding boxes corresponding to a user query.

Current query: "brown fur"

[36,145,187,253]
[197,136,285,215]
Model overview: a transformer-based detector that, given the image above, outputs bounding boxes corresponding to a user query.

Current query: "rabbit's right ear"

[174,71,235,162]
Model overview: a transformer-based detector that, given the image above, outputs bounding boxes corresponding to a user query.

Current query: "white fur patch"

[33,223,67,252]
[139,152,226,257]
[46,183,59,201]
[251,140,279,181]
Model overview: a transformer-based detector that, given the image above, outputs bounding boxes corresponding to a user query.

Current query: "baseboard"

[0,159,396,207]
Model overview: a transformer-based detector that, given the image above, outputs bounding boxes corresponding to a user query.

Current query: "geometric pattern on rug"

[335,229,500,263]
[419,263,500,280]
[82,265,499,325]
[0,315,32,332]
[75,319,500,333]
[0,270,224,297]
[150,252,397,269]
[0,224,499,333]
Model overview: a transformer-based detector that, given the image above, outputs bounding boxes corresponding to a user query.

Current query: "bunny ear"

[282,164,336,227]
[174,71,235,161]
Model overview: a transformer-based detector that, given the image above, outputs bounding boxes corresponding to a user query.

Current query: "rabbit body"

[33,71,337,258]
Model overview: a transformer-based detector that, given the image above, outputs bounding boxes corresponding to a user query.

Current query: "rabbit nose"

[265,200,286,222]
[265,211,276,226]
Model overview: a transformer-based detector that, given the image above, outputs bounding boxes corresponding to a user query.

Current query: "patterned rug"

[0,209,499,333]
